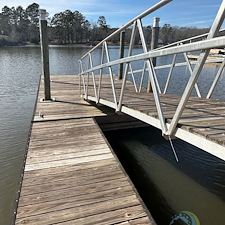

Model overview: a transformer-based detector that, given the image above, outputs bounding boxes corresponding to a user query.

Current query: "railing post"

[147,17,160,92]
[39,9,51,100]
[118,31,125,79]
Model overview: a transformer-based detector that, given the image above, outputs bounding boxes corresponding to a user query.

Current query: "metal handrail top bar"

[79,35,225,75]
[155,28,225,51]
[80,0,173,60]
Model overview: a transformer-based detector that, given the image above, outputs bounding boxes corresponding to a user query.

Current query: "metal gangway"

[78,0,225,161]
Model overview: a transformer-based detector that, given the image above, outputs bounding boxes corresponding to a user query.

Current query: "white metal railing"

[78,0,225,138]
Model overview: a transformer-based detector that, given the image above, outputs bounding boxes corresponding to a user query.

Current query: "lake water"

[0,45,86,224]
[0,45,225,225]
[106,127,225,225]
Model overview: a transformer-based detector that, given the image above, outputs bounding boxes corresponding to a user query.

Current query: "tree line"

[0,3,40,45]
[0,2,210,47]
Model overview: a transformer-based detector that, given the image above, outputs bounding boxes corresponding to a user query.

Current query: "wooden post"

[151,17,160,65]
[147,17,160,93]
[39,9,51,100]
[118,31,125,79]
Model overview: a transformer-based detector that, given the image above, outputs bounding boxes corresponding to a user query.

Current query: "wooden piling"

[147,17,160,93]
[39,9,51,100]
[118,31,125,79]
[151,18,160,57]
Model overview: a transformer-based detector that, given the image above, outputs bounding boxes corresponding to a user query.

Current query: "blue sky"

[0,0,223,28]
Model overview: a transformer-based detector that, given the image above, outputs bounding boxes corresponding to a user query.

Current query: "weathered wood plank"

[26,150,112,166]
[28,133,104,147]
[55,206,149,225]
[28,141,108,152]
[22,163,123,187]
[92,75,225,147]
[23,158,117,178]
[30,127,102,141]
[22,170,124,193]
[19,177,129,206]
[26,143,109,158]
[16,195,143,224]
[24,152,113,171]
[17,186,135,218]
[27,148,111,165]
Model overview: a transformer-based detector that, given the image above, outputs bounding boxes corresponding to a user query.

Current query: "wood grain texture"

[85,74,225,147]
[15,75,155,225]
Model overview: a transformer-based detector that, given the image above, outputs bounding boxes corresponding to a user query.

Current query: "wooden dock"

[187,54,224,63]
[15,75,155,225]
[15,72,225,224]
[83,74,225,161]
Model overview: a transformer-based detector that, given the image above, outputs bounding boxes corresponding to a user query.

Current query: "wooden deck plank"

[22,158,117,178]
[19,178,129,206]
[89,75,225,148]
[15,75,155,225]
[24,152,113,171]
[83,75,225,161]
[22,164,123,187]
[53,207,151,225]
[28,140,107,152]
[16,205,148,225]
[16,195,143,224]
[21,170,125,193]
[17,186,135,218]
[26,144,109,158]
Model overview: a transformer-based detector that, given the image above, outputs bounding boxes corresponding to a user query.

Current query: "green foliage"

[50,10,91,44]
[50,13,111,44]
[0,3,40,45]
[159,24,209,45]
[0,3,211,46]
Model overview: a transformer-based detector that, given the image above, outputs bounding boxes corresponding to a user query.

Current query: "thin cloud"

[202,4,220,8]
[84,10,136,16]
[183,20,213,27]
[164,15,211,22]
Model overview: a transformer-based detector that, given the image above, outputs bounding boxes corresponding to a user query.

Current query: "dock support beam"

[147,17,160,92]
[39,9,51,100]
[118,31,125,79]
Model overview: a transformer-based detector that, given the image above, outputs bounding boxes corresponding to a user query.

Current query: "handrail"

[79,36,225,76]
[78,0,225,138]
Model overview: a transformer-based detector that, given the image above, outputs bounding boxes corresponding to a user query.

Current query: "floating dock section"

[14,75,156,225]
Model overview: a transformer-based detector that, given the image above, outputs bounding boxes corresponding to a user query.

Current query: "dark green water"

[105,126,225,225]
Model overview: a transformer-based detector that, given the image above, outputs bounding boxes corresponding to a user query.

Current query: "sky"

[0,0,223,28]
